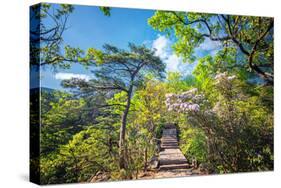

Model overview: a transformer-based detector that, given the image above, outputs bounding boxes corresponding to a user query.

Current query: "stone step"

[160,159,187,165]
[162,135,177,137]
[161,141,178,144]
[162,137,177,139]
[159,149,187,165]
[161,140,177,142]
[161,144,178,147]
[159,163,190,171]
[161,144,179,148]
[162,138,177,141]
[158,125,189,172]
[162,142,177,145]
[162,138,177,140]
[161,138,177,141]
[161,141,177,143]
[161,146,179,149]
[162,141,177,144]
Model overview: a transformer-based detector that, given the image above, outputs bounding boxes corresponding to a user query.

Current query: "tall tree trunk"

[143,147,148,172]
[119,86,133,169]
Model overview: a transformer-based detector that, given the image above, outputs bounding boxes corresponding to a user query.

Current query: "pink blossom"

[227,75,236,81]
[165,88,202,113]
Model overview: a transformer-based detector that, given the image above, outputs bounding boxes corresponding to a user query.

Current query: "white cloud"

[199,38,221,51]
[55,73,91,81]
[166,54,182,72]
[152,35,170,59]
[152,35,182,72]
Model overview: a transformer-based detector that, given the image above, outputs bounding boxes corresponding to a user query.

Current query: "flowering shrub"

[164,72,237,114]
[165,72,273,173]
[165,88,203,113]
[165,72,239,117]
[214,72,236,81]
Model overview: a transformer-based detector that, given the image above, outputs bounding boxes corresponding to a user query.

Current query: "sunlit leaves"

[65,45,84,61]
[180,128,207,163]
[56,4,74,18]
[37,8,274,183]
[40,126,118,184]
[99,7,111,16]
[148,11,273,84]
[86,48,104,65]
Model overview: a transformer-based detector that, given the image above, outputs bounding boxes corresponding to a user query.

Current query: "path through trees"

[159,124,189,170]
[139,124,201,179]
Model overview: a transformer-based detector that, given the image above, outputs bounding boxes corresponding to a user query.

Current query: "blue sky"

[39,4,220,90]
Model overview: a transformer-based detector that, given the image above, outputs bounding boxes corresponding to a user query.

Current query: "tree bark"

[144,147,148,172]
[119,85,133,169]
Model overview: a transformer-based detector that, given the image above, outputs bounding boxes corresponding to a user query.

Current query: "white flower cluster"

[214,72,236,84]
[165,88,202,113]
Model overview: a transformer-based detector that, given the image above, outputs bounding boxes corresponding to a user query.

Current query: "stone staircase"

[159,124,189,171]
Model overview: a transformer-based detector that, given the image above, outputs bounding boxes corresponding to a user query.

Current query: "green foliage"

[180,127,207,163]
[148,11,210,63]
[176,73,273,173]
[40,91,86,154]
[86,48,104,65]
[166,72,194,93]
[148,11,273,84]
[37,9,273,184]
[30,3,74,67]
[40,126,119,184]
[39,66,273,183]
[99,7,111,16]
[131,78,167,132]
